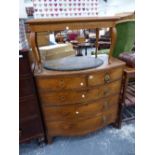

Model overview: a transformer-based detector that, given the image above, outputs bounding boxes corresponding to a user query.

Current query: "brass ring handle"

[102,116,106,124]
[104,74,110,83]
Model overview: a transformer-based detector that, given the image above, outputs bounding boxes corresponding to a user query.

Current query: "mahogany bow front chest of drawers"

[34,58,125,143]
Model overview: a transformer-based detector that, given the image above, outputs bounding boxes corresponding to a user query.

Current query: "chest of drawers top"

[34,57,125,78]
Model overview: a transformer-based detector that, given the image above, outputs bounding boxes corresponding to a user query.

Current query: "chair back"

[112,19,135,57]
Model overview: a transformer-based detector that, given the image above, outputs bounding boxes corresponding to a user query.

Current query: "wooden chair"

[112,19,135,125]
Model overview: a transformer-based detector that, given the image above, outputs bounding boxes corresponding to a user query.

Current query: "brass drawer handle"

[103,116,106,124]
[104,74,110,83]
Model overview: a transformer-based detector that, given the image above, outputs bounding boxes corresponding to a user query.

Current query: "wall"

[99,0,135,16]
[19,0,135,18]
[19,0,27,18]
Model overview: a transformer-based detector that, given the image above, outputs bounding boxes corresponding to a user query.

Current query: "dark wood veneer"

[19,50,44,143]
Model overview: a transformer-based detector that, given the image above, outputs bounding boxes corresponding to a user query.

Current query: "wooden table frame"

[26,15,133,72]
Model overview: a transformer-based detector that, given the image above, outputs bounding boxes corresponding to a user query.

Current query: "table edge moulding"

[26,15,129,144]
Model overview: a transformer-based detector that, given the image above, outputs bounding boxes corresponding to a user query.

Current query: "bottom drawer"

[47,110,117,136]
[19,118,43,142]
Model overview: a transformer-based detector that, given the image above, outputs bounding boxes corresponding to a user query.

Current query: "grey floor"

[20,121,135,155]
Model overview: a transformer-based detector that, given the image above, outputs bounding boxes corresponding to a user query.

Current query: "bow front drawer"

[35,76,86,91]
[38,80,121,106]
[39,89,95,105]
[47,110,117,136]
[100,80,122,97]
[88,67,123,86]
[42,95,119,121]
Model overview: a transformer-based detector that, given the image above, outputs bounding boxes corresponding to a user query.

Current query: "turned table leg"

[109,27,117,64]
[95,28,99,58]
[30,32,42,72]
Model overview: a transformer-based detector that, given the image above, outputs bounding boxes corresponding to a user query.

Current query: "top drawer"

[36,76,86,91]
[36,67,123,91]
[88,67,123,86]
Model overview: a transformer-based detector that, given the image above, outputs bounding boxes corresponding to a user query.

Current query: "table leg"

[109,27,117,64]
[85,47,87,56]
[30,32,42,72]
[76,46,83,56]
[95,28,99,58]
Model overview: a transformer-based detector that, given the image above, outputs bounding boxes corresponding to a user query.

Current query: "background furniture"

[39,43,75,61]
[112,19,135,57]
[112,19,135,124]
[73,37,94,56]
[75,42,94,56]
[19,50,44,143]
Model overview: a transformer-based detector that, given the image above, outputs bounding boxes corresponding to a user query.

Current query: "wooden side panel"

[19,77,35,97]
[19,50,44,143]
[19,95,39,120]
[20,118,43,142]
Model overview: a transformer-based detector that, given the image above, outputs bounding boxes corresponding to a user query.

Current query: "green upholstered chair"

[112,19,135,58]
[112,19,135,127]
[113,19,135,126]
